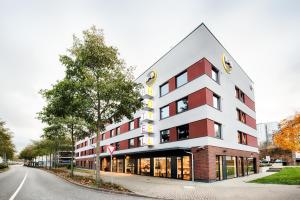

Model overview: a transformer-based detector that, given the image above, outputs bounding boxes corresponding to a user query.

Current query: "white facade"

[75,23,257,160]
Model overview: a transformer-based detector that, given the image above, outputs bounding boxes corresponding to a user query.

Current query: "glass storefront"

[140,158,151,176]
[216,155,256,180]
[154,157,171,178]
[117,159,124,173]
[226,156,237,179]
[125,156,135,174]
[237,157,244,177]
[101,158,109,171]
[177,157,182,179]
[182,156,191,180]
[247,158,255,175]
[112,158,117,172]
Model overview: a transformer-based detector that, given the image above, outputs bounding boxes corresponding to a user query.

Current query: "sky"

[0,0,299,152]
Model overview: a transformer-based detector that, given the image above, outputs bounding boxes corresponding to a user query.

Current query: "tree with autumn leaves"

[273,113,300,152]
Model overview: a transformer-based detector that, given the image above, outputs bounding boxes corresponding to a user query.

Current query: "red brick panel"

[169,127,177,142]
[203,58,212,78]
[207,119,215,137]
[120,123,129,134]
[105,131,110,139]
[189,119,210,138]
[192,146,259,182]
[205,88,213,107]
[187,58,212,82]
[247,135,258,147]
[169,102,176,116]
[188,88,207,109]
[244,95,256,111]
[245,114,256,129]
[169,77,176,92]
[119,140,128,150]
[134,118,140,129]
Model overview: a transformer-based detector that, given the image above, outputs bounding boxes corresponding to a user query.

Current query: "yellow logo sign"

[145,70,157,86]
[222,54,232,74]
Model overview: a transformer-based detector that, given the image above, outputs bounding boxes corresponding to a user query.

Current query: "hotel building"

[75,23,258,182]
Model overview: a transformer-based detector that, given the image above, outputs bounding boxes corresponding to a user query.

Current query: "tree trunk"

[95,95,101,185]
[49,153,52,169]
[45,155,48,169]
[70,124,75,177]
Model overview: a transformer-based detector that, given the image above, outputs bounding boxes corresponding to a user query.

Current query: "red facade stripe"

[244,95,255,111]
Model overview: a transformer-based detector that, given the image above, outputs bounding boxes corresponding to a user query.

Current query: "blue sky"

[0,0,299,152]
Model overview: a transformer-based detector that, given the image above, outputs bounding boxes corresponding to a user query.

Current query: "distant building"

[257,122,279,146]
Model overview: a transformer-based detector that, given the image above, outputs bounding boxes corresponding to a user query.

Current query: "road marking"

[9,173,28,200]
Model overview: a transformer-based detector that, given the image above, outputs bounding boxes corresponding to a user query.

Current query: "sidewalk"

[73,169,300,200]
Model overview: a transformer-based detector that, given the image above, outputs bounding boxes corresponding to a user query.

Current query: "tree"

[42,124,72,168]
[0,119,15,162]
[274,113,300,152]
[38,78,91,176]
[59,26,143,184]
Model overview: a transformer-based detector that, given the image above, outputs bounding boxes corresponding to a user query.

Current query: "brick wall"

[192,145,259,182]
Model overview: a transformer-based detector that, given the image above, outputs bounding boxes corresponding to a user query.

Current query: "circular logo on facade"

[145,70,157,86]
[222,54,232,74]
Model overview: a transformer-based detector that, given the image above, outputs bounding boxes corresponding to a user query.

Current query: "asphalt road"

[0,165,153,200]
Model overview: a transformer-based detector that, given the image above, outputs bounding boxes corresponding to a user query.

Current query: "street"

[0,165,153,200]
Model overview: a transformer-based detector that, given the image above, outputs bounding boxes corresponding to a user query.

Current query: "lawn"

[250,167,300,185]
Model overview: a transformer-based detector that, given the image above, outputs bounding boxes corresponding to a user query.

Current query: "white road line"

[9,173,28,200]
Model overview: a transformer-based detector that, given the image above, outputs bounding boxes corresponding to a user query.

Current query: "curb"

[40,168,156,199]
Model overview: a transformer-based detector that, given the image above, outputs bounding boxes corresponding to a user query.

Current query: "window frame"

[160,82,169,97]
[160,129,170,143]
[175,71,188,88]
[177,124,189,140]
[110,129,115,137]
[213,94,221,110]
[116,127,121,135]
[128,138,135,148]
[129,120,135,131]
[176,97,189,114]
[160,105,170,119]
[115,142,120,151]
[214,122,222,139]
[211,66,219,83]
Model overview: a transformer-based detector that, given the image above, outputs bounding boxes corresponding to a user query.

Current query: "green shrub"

[0,163,8,169]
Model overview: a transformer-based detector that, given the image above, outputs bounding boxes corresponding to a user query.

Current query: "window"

[138,136,144,147]
[128,138,135,148]
[214,122,222,139]
[160,105,169,119]
[213,94,221,110]
[176,71,187,88]
[160,129,170,143]
[238,131,247,145]
[212,66,219,82]
[101,146,104,152]
[129,121,134,131]
[226,156,237,179]
[177,124,189,140]
[116,127,120,135]
[110,129,115,137]
[176,97,188,113]
[102,133,106,140]
[235,87,245,103]
[115,142,120,150]
[160,82,169,97]
[137,118,141,128]
[237,109,246,123]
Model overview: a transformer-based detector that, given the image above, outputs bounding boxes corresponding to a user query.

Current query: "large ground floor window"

[99,152,191,180]
[154,157,171,178]
[140,158,151,176]
[216,155,256,181]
